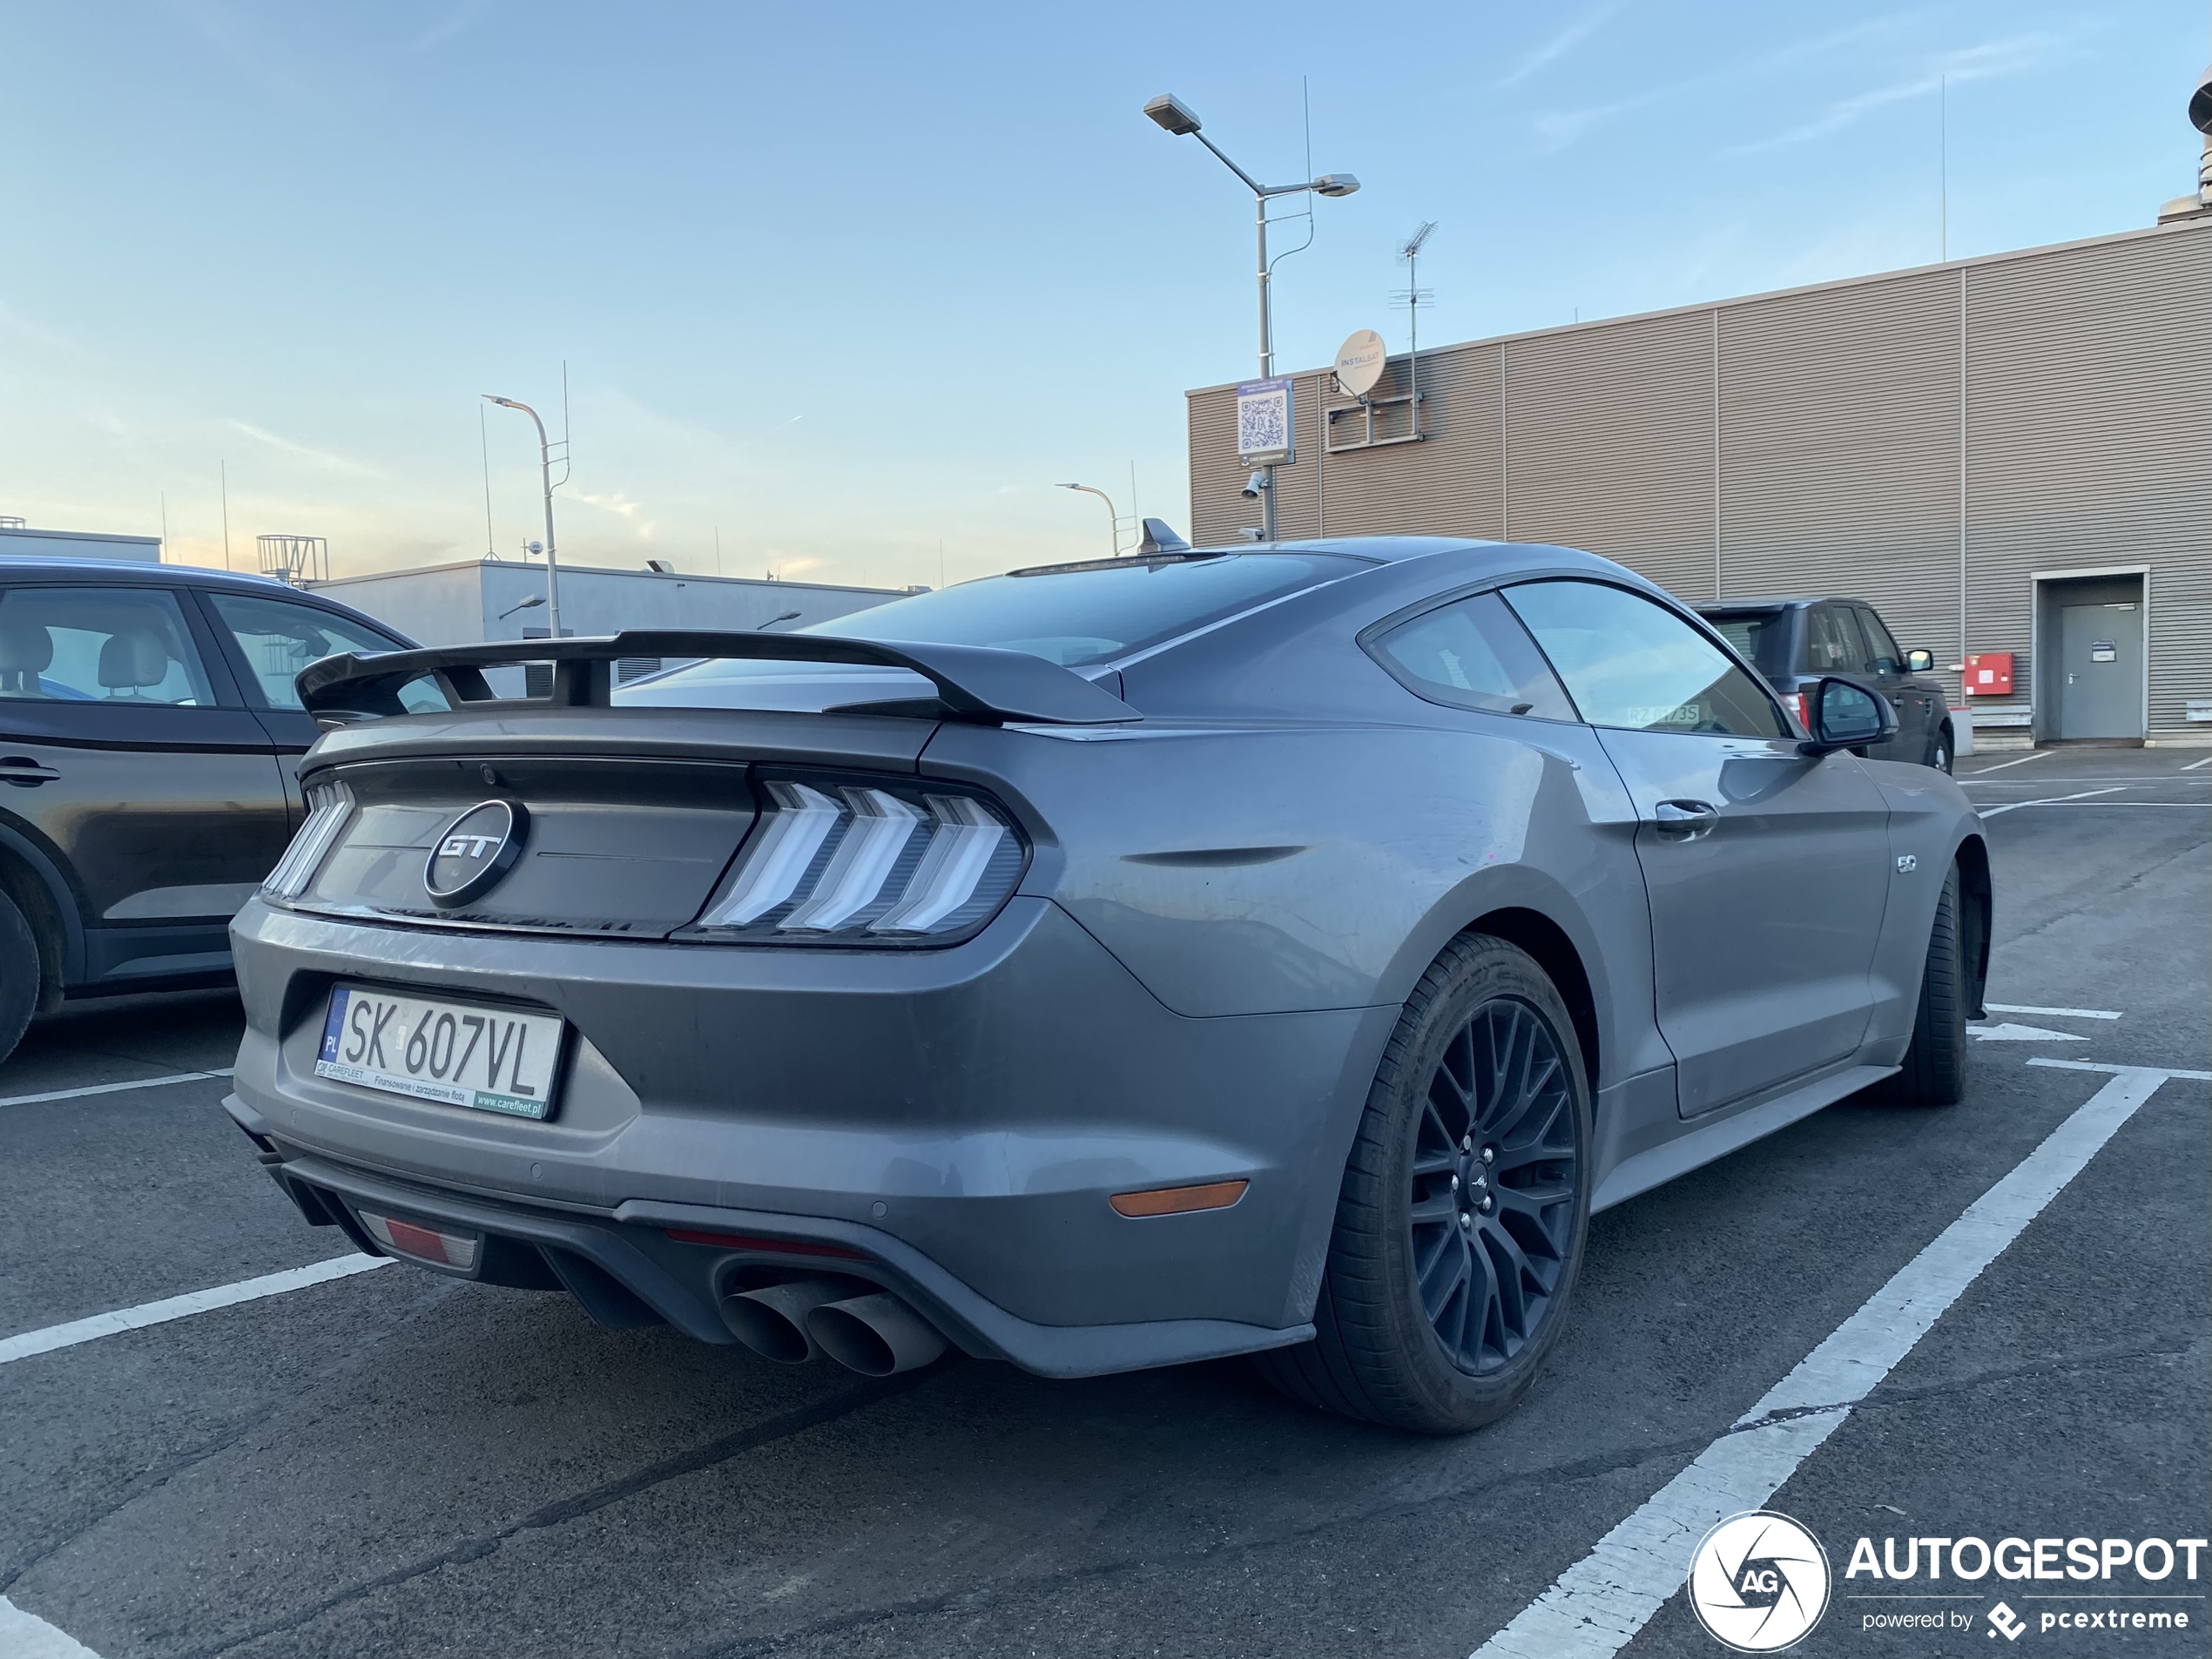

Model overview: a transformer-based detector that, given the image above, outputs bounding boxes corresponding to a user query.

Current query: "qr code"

[1238,388,1290,455]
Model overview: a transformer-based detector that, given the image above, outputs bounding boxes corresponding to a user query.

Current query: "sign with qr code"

[1236,377,1295,464]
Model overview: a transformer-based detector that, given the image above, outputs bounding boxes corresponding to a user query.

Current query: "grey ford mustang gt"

[226,537,1990,1433]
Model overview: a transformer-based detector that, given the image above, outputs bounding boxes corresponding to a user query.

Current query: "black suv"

[0,557,423,1063]
[1696,596,1954,772]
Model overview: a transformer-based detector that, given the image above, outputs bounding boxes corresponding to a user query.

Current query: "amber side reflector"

[664,1227,867,1260]
[1109,1179,1249,1218]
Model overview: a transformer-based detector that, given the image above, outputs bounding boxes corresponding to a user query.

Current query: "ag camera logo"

[1688,1510,1831,1652]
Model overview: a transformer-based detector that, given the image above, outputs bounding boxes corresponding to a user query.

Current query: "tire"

[1874,863,1968,1107]
[1255,934,1593,1433]
[0,887,40,1069]
[1929,725,1953,773]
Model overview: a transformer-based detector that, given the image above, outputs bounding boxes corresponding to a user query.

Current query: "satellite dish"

[1334,328,1387,398]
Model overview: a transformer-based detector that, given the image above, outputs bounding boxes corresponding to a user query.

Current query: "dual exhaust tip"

[719,1278,946,1375]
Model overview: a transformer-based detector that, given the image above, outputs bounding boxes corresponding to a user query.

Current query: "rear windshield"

[1701,608,1791,678]
[644,551,1370,693]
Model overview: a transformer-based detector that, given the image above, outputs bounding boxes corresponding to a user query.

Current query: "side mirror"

[1905,648,1935,673]
[1800,675,1898,756]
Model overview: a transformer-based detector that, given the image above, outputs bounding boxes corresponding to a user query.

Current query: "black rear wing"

[294,631,1140,726]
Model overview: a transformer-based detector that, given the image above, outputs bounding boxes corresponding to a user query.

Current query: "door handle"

[0,757,59,787]
[1650,799,1719,838]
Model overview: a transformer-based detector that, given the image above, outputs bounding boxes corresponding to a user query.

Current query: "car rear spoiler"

[293,631,1141,726]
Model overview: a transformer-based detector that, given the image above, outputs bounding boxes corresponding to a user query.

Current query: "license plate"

[314,986,563,1120]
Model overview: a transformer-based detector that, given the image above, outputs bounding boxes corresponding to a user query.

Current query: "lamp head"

[1143,93,1203,136]
[2190,62,2212,135]
[1312,173,1360,198]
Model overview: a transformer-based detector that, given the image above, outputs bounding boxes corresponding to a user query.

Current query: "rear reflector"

[664,1227,867,1260]
[1109,1179,1249,1218]
[358,1210,481,1269]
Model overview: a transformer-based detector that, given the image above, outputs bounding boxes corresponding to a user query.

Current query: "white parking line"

[1964,752,2052,774]
[1469,1064,2193,1658]
[0,1596,101,1658]
[0,1255,391,1367]
[1985,1003,2121,1020]
[1978,786,2128,818]
[2181,756,2211,772]
[2030,1056,2212,1082]
[0,1069,233,1111]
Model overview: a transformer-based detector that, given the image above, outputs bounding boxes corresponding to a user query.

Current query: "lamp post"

[1143,93,1359,540]
[483,395,563,641]
[1057,482,1121,557]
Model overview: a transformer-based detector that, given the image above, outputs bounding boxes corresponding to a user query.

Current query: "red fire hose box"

[1964,652,2014,697]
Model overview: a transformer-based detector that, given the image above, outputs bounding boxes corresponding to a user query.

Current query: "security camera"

[1240,469,1271,500]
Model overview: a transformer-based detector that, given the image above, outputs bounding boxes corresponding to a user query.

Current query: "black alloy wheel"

[1407,998,1579,1375]
[1255,934,1593,1433]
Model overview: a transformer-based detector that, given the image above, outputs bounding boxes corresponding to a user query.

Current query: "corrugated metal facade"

[1184,219,2212,736]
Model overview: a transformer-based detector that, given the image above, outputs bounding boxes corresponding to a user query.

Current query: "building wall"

[310,560,908,649]
[0,528,162,563]
[1187,219,2212,737]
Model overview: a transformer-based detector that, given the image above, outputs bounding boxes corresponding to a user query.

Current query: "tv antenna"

[1390,220,1437,434]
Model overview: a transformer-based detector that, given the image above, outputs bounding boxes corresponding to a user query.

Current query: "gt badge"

[425,799,529,908]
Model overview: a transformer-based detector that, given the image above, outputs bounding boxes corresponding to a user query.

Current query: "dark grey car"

[225,539,1990,1433]
[1697,596,1958,772]
[0,558,418,1063]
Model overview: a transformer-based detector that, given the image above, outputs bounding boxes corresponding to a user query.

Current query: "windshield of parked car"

[625,552,1372,706]
[1700,607,1791,678]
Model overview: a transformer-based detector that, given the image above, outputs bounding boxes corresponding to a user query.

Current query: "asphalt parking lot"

[2,746,2204,1659]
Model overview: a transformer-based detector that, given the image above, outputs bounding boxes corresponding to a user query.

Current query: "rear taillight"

[262,779,355,900]
[694,777,1023,944]
[1788,691,1809,734]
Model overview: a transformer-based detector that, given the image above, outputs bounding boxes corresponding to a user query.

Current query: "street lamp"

[497,594,547,622]
[1057,482,1121,558]
[483,395,563,641]
[1143,92,1360,540]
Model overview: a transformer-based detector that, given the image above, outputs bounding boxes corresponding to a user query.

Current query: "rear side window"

[1805,606,1863,674]
[0,587,216,705]
[1369,590,1576,720]
[205,592,442,711]
[1505,579,1787,739]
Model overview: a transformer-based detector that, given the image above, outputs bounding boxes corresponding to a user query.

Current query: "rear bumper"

[234,1120,1314,1377]
[226,894,1395,1368]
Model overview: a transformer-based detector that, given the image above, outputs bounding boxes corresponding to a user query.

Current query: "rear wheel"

[0,887,40,1069]
[1875,864,1968,1106]
[1255,934,1592,1433]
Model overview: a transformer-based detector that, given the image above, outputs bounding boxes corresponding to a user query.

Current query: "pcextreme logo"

[1687,1511,1831,1652]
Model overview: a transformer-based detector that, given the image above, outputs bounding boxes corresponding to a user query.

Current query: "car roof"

[0,555,304,591]
[1693,596,1877,612]
[0,556,414,639]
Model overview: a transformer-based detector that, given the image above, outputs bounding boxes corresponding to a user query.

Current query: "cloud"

[225,419,382,475]
[1521,13,1926,155]
[1497,3,1623,91]
[1723,33,2059,156]
[571,489,658,539]
[412,0,495,53]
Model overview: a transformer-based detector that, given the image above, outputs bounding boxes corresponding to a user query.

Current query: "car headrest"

[0,619,54,677]
[98,628,172,690]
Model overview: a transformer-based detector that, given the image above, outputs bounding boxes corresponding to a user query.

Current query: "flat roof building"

[307,557,915,688]
[1186,218,2211,745]
[0,525,162,563]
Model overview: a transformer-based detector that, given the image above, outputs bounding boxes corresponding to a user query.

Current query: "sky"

[1,2,2206,592]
